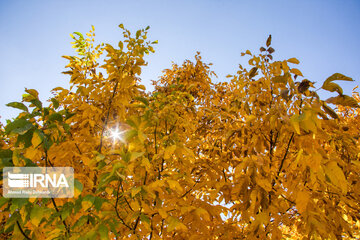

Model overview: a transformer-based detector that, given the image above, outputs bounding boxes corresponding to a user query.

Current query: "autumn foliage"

[1,25,360,239]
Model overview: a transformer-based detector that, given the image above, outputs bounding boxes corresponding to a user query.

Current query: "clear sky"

[0,0,359,123]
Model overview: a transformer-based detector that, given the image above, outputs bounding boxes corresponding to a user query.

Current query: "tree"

[1,25,359,239]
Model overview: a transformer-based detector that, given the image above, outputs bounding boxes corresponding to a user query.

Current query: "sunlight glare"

[109,127,125,143]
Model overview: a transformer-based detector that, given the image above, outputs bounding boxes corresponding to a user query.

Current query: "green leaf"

[136,30,141,38]
[95,153,105,162]
[118,41,123,49]
[84,229,97,240]
[5,118,34,135]
[43,136,53,150]
[22,93,36,102]
[98,224,109,240]
[48,113,63,122]
[6,102,28,112]
[11,199,28,213]
[135,96,149,106]
[0,197,9,208]
[16,129,34,148]
[74,179,83,197]
[30,99,43,109]
[93,197,104,211]
[60,203,73,220]
[321,73,353,94]
[73,215,88,229]
[73,32,84,39]
[0,149,13,167]
[51,98,59,109]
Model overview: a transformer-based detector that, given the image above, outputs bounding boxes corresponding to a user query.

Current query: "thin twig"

[277,132,294,177]
[51,198,70,235]
[115,182,132,230]
[16,221,31,240]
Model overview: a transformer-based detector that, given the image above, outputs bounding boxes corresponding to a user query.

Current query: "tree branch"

[16,221,31,240]
[277,132,294,177]
[51,198,70,235]
[115,182,132,230]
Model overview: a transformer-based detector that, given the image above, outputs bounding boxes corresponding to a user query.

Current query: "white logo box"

[3,167,74,198]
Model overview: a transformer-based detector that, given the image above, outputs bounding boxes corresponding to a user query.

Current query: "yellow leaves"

[158,209,168,219]
[290,68,303,76]
[31,130,43,147]
[30,205,44,226]
[241,50,252,56]
[246,115,256,123]
[12,149,20,166]
[296,190,310,213]
[194,208,210,221]
[166,216,187,232]
[256,176,272,192]
[180,206,196,215]
[300,117,317,134]
[164,145,176,159]
[287,58,300,64]
[141,158,152,171]
[82,195,95,211]
[131,186,142,198]
[290,114,301,134]
[167,179,183,193]
[324,161,347,194]
[25,88,39,98]
[326,95,360,108]
[81,155,93,166]
[13,223,27,239]
[82,200,93,211]
[307,152,322,171]
[321,73,353,95]
[272,75,288,84]
[271,227,283,240]
[130,151,144,162]
[321,102,339,119]
[4,26,360,240]
[290,109,320,134]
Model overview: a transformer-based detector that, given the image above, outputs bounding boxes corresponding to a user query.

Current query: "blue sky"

[0,0,359,122]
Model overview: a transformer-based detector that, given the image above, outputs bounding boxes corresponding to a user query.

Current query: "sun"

[109,127,125,143]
